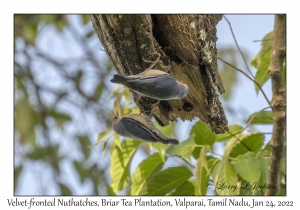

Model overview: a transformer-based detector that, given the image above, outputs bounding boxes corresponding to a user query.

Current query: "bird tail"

[110,74,128,84]
[161,138,179,145]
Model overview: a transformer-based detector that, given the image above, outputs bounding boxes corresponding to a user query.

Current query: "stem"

[265,14,286,196]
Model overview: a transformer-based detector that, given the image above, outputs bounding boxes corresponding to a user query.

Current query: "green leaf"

[77,135,91,159]
[152,143,168,162]
[23,22,38,44]
[48,110,72,127]
[123,88,130,105]
[139,166,193,195]
[224,133,265,158]
[251,32,273,69]
[195,146,210,195]
[106,184,116,196]
[93,83,105,101]
[73,160,88,184]
[190,121,215,147]
[247,111,273,125]
[27,144,60,171]
[171,180,195,196]
[216,125,243,142]
[258,156,270,194]
[106,85,123,100]
[255,45,271,93]
[251,32,273,93]
[59,183,72,195]
[130,153,165,195]
[14,165,23,192]
[89,130,112,147]
[232,152,261,184]
[211,160,238,195]
[82,14,91,24]
[111,139,142,194]
[169,137,195,159]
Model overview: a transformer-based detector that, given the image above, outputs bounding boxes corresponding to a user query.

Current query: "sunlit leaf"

[254,45,271,93]
[211,160,237,195]
[251,32,273,93]
[113,132,121,149]
[89,130,112,148]
[152,143,168,162]
[169,137,195,159]
[121,107,132,116]
[247,111,273,125]
[131,153,165,195]
[113,99,121,117]
[224,133,265,158]
[216,124,243,142]
[258,156,270,194]
[195,146,210,195]
[232,152,261,184]
[123,88,130,105]
[106,85,123,100]
[190,121,215,147]
[138,166,193,195]
[111,139,142,194]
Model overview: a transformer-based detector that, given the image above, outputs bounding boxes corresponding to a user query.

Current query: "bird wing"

[123,117,159,142]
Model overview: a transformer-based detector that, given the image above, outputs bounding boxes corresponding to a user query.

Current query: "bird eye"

[113,116,118,120]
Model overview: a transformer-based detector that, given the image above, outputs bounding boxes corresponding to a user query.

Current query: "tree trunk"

[91,14,228,134]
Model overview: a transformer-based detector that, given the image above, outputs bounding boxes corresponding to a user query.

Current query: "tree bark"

[265,14,286,196]
[91,14,228,134]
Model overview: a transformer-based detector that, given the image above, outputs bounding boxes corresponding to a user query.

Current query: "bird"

[110,70,189,100]
[112,113,179,145]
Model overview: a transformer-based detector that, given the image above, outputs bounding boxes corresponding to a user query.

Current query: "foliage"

[14,15,113,195]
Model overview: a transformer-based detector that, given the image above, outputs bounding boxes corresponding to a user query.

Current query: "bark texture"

[91,14,228,134]
[266,14,286,196]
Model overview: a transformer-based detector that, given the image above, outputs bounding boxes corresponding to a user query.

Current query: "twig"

[253,39,272,42]
[218,57,271,106]
[214,106,271,195]
[224,16,255,79]
[265,14,286,196]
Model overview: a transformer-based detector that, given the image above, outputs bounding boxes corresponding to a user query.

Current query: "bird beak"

[116,111,119,117]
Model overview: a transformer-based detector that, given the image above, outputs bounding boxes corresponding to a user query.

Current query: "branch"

[266,15,286,196]
[224,16,255,79]
[218,57,271,106]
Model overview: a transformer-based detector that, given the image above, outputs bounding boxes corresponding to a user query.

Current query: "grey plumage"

[112,113,179,145]
[110,70,188,100]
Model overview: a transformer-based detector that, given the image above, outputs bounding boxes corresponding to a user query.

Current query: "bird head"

[178,80,189,99]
